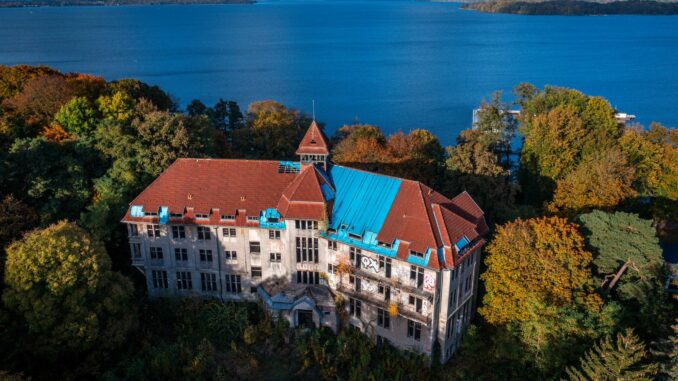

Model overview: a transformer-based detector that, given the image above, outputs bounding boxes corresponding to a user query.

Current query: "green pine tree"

[565,329,658,381]
[651,320,678,380]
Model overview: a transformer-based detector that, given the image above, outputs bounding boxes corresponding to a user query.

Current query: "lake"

[0,1,676,144]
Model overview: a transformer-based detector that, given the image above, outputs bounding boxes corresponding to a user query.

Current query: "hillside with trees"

[463,0,678,15]
[0,65,676,380]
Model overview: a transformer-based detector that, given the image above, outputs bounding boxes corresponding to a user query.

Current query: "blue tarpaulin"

[159,207,169,225]
[130,205,144,217]
[455,236,470,252]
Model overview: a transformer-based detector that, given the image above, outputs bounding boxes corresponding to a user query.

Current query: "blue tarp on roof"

[327,165,402,238]
[455,236,470,252]
[130,205,144,217]
[159,207,169,225]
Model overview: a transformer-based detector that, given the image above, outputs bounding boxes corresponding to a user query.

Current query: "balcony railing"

[336,284,430,325]
[347,265,433,300]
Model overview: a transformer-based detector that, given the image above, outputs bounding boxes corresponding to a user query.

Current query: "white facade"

[127,218,481,363]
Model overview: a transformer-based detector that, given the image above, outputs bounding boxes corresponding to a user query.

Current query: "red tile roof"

[296,121,329,155]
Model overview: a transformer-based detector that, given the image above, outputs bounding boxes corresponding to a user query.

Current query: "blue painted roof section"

[279,161,300,170]
[327,165,401,237]
[158,207,169,225]
[455,236,470,252]
[130,205,144,217]
[320,184,335,201]
[259,209,286,229]
[407,247,432,267]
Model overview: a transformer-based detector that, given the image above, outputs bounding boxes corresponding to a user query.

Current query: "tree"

[548,149,636,214]
[54,96,99,142]
[618,127,678,219]
[652,319,678,380]
[1,137,101,224]
[578,211,664,302]
[445,129,517,223]
[2,221,136,367]
[231,100,312,159]
[1,75,73,133]
[332,124,389,163]
[473,91,517,167]
[480,216,609,373]
[0,195,39,253]
[565,329,658,381]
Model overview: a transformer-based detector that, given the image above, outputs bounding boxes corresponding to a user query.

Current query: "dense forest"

[0,65,676,380]
[463,0,678,15]
[0,0,251,8]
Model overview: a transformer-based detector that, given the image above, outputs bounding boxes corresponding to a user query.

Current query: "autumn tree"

[54,96,99,142]
[231,100,312,159]
[480,216,610,373]
[445,129,518,223]
[0,195,39,253]
[2,221,136,373]
[331,124,389,163]
[565,329,658,381]
[518,86,622,205]
[548,149,636,214]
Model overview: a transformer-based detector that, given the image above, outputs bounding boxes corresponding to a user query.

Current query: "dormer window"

[409,250,425,258]
[145,212,158,216]
[246,216,259,222]
[195,213,209,219]
[221,215,235,221]
[348,233,362,240]
[377,241,392,249]
[170,213,183,218]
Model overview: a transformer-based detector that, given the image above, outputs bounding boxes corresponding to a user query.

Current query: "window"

[200,273,217,292]
[350,247,362,267]
[250,287,258,293]
[149,247,163,260]
[221,215,235,221]
[328,263,337,274]
[225,274,242,293]
[269,230,281,240]
[296,237,318,263]
[172,225,185,239]
[449,287,457,309]
[224,250,237,260]
[409,295,423,313]
[195,213,209,219]
[409,249,425,258]
[328,240,337,251]
[175,248,188,262]
[249,241,261,254]
[129,224,139,236]
[349,298,361,318]
[131,243,141,258]
[246,216,259,222]
[147,224,160,238]
[377,308,390,328]
[222,228,236,237]
[378,284,391,301]
[176,271,192,290]
[151,270,168,289]
[270,252,282,263]
[197,226,211,240]
[295,220,318,230]
[410,265,424,288]
[251,266,262,278]
[355,277,362,292]
[407,320,421,341]
[170,213,183,218]
[447,314,456,339]
[199,249,213,263]
[296,271,320,285]
[379,256,392,278]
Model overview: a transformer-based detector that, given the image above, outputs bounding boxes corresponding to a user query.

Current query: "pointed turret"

[296,121,329,170]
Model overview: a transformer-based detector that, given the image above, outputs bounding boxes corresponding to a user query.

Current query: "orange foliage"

[480,216,601,326]
[41,123,72,142]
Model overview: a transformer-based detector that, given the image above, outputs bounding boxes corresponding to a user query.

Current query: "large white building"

[123,122,488,362]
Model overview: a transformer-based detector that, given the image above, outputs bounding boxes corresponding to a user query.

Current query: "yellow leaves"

[388,302,399,317]
[480,217,598,326]
[40,123,72,142]
[548,149,636,215]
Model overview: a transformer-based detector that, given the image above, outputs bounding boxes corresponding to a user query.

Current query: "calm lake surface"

[0,1,676,143]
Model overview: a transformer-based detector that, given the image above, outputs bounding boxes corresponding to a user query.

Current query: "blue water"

[0,1,676,144]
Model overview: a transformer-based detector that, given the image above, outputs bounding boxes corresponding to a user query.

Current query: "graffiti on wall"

[423,273,435,291]
[361,256,379,273]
